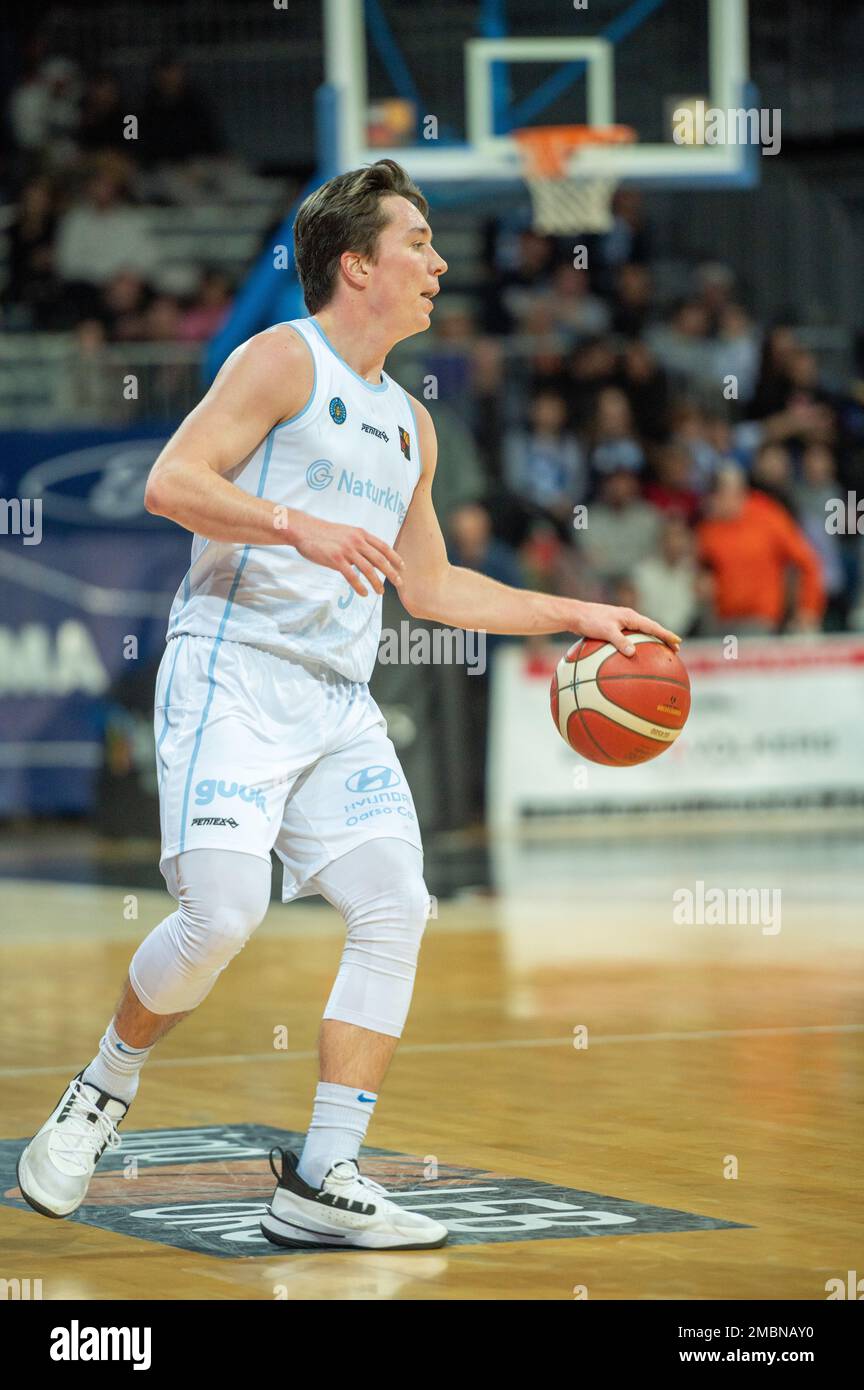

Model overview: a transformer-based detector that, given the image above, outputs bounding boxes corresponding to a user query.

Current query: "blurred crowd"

[4,50,864,637]
[3,49,242,343]
[429,200,864,638]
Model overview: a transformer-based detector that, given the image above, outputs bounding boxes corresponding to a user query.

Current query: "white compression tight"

[129,840,430,1037]
[309,838,431,1039]
[129,849,272,1014]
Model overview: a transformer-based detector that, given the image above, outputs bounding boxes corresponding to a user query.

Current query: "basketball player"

[18,160,679,1250]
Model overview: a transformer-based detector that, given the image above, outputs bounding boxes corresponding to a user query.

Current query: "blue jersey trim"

[177,428,277,852]
[273,322,319,428]
[307,316,389,393]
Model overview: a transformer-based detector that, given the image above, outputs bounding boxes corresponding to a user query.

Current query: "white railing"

[0,324,853,428]
[0,338,204,426]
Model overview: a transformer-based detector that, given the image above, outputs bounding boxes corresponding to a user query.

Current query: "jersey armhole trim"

[402,388,423,477]
[273,322,318,430]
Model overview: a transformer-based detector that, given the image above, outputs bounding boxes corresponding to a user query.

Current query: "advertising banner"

[488,637,864,827]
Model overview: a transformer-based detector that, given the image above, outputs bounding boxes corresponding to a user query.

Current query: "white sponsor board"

[488,636,864,828]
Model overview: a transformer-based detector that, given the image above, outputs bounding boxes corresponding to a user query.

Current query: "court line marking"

[1,1023,861,1079]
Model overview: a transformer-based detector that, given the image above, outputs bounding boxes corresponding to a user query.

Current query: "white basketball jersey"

[165,316,423,682]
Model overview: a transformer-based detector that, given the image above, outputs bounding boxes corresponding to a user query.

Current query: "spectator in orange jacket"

[697,464,825,633]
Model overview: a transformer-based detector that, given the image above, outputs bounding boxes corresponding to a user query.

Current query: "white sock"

[296,1081,378,1189]
[82,1018,152,1105]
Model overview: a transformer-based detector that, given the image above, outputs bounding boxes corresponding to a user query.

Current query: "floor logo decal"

[2,1124,748,1256]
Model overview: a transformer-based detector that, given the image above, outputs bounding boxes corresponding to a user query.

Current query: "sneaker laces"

[52,1078,122,1174]
[327,1160,388,1202]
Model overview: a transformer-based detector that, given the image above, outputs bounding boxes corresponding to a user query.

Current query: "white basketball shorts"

[153,634,422,902]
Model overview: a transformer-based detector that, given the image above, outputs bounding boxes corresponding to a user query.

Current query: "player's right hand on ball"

[289,515,405,597]
[571,600,681,656]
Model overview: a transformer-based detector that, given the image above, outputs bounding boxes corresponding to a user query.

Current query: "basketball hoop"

[513,124,637,235]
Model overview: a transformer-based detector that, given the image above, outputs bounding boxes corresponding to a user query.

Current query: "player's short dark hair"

[294,159,429,314]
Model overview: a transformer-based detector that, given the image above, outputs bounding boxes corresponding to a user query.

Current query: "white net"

[523,173,619,235]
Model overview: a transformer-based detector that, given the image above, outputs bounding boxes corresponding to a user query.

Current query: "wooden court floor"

[1,817,861,1301]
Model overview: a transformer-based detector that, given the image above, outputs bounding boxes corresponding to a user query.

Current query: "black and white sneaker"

[260,1147,449,1251]
[17,1072,128,1219]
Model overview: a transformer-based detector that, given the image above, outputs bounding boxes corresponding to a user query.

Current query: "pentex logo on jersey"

[0,1123,749,1257]
[361,421,389,444]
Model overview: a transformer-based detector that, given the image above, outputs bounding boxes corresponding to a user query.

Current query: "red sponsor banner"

[524,637,864,679]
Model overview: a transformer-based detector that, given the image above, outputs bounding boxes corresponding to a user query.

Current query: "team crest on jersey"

[329,396,347,425]
[398,426,411,460]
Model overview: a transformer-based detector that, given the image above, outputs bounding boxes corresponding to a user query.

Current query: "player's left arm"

[395,396,681,656]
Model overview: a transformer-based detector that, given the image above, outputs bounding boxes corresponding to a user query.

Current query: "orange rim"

[513,124,637,177]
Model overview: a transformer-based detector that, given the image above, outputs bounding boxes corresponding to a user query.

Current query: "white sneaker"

[260,1148,449,1251]
[17,1072,128,1219]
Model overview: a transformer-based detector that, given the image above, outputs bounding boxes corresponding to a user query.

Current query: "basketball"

[550,634,691,766]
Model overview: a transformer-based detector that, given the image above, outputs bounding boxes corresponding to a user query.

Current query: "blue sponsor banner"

[0,429,190,816]
[0,426,177,529]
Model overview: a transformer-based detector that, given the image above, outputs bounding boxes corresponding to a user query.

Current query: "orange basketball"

[550,634,691,766]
